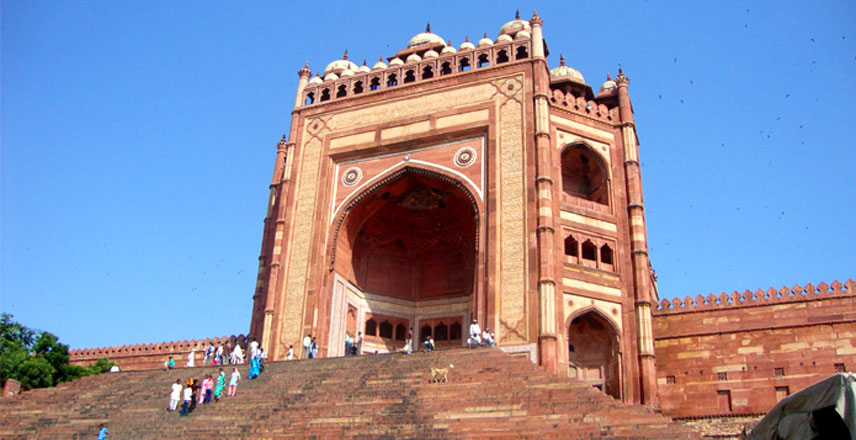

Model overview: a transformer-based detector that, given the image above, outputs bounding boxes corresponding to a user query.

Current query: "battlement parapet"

[69,334,248,361]
[654,279,855,315]
[549,88,619,124]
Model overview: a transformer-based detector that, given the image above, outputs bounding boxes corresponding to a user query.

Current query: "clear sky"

[2,1,854,350]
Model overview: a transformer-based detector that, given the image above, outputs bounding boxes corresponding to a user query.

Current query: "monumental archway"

[327,166,479,354]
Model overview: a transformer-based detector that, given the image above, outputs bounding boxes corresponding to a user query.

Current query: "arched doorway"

[567,310,621,399]
[329,167,478,354]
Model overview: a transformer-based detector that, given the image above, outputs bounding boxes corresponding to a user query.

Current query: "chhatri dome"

[498,10,531,38]
[324,50,359,75]
[407,23,446,48]
[549,54,585,84]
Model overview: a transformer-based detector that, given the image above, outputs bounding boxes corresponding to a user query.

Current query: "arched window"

[379,321,393,339]
[369,77,381,91]
[386,74,398,87]
[581,240,597,262]
[515,46,528,60]
[420,325,432,342]
[561,143,609,206]
[600,245,613,265]
[394,323,406,341]
[449,322,462,340]
[336,84,347,98]
[564,234,579,259]
[320,88,331,102]
[435,323,448,341]
[365,319,377,337]
[353,81,363,94]
[458,58,471,72]
[404,70,416,83]
[477,54,490,68]
[422,65,433,79]
[440,62,452,75]
[304,92,315,105]
[496,50,509,64]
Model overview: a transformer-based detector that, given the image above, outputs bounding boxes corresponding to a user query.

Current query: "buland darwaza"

[247,11,661,405]
[60,12,856,425]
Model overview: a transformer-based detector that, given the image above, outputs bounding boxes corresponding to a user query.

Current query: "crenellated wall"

[70,335,248,371]
[653,279,856,417]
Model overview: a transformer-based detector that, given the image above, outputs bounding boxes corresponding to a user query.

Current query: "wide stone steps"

[0,348,699,439]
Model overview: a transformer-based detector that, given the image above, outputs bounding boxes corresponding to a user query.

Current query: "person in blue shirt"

[97,423,108,439]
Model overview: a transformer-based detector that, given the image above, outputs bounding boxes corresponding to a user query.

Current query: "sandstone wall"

[70,335,248,371]
[653,279,856,417]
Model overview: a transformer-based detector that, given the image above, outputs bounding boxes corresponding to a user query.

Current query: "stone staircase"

[0,348,700,439]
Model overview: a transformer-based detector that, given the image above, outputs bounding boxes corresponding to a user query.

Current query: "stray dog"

[429,364,454,383]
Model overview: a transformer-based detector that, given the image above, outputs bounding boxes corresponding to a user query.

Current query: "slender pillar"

[294,61,311,108]
[616,70,658,405]
[530,11,560,373]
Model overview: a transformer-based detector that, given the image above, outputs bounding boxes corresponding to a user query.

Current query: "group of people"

[166,339,267,417]
[467,319,495,348]
[344,331,363,356]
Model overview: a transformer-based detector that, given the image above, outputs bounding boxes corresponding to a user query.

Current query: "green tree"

[0,313,114,391]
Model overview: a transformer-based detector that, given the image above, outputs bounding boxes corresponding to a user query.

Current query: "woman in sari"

[213,368,226,401]
[249,354,260,379]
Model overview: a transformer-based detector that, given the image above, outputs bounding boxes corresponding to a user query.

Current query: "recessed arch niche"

[333,167,478,301]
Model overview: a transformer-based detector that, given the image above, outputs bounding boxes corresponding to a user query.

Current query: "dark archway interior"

[568,312,620,399]
[335,172,476,300]
[561,144,608,205]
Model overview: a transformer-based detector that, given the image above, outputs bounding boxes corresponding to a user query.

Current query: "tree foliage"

[0,313,114,391]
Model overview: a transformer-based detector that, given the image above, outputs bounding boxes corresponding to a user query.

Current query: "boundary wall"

[653,279,856,417]
[70,335,248,371]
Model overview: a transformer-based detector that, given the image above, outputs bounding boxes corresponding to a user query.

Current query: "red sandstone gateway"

[66,13,856,426]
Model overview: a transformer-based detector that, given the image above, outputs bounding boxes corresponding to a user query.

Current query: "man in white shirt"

[168,379,182,412]
[468,319,482,348]
[302,334,312,359]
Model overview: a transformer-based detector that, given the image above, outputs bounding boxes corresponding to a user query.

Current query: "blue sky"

[3,1,854,349]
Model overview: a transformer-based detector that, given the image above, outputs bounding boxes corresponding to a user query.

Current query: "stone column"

[531,11,560,373]
[616,70,658,405]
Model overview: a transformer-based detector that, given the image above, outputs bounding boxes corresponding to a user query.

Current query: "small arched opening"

[369,77,381,91]
[564,234,579,264]
[458,58,471,72]
[496,50,509,64]
[320,88,331,102]
[477,53,490,68]
[440,62,452,75]
[422,65,434,79]
[515,46,528,60]
[353,81,364,94]
[404,70,416,83]
[336,84,347,98]
[561,143,609,206]
[567,310,621,399]
[304,92,315,105]
[386,74,398,87]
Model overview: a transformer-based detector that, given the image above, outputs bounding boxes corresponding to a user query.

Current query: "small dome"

[324,50,358,75]
[496,34,513,43]
[340,69,355,77]
[407,23,446,48]
[389,58,404,67]
[406,53,422,63]
[441,41,457,54]
[460,36,475,50]
[478,33,493,47]
[324,72,340,81]
[372,57,388,71]
[514,30,531,40]
[423,49,439,59]
[498,11,531,38]
[309,74,323,85]
[599,74,617,94]
[357,60,371,73]
[549,55,585,84]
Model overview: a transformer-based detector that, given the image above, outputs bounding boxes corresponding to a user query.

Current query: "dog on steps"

[429,364,454,383]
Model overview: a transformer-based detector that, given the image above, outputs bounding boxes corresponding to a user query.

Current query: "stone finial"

[616,67,629,85]
[464,35,470,42]
[426,22,431,33]
[362,59,367,66]
[530,9,542,26]
[606,73,611,80]
[515,9,520,19]
[343,50,349,60]
[559,54,566,66]
[298,60,311,78]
